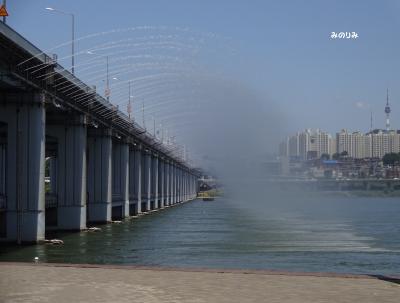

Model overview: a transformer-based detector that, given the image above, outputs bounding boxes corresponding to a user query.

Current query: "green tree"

[332,153,340,160]
[382,153,400,165]
[340,151,348,157]
[320,153,330,161]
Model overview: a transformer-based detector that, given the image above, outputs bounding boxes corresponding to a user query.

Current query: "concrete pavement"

[0,263,399,302]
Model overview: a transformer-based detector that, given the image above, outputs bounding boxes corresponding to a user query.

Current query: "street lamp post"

[127,81,133,120]
[151,115,156,137]
[142,102,146,130]
[45,7,75,75]
[106,56,110,101]
[87,51,110,102]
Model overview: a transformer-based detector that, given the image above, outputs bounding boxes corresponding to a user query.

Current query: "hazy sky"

[5,0,400,155]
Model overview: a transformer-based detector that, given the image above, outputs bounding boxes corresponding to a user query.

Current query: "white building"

[280,129,334,160]
[336,129,353,156]
[280,128,400,160]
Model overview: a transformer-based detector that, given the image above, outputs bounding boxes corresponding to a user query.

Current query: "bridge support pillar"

[169,164,173,205]
[132,146,142,214]
[181,170,184,202]
[0,94,45,243]
[47,114,87,230]
[143,150,152,212]
[178,168,182,203]
[164,161,170,206]
[185,172,188,201]
[177,167,180,203]
[172,165,176,204]
[159,159,165,208]
[195,175,198,197]
[190,175,194,199]
[112,140,129,219]
[181,169,184,202]
[120,142,130,218]
[192,175,195,198]
[183,170,185,202]
[177,167,181,203]
[186,173,192,200]
[151,155,159,210]
[189,175,192,199]
[184,172,187,201]
[87,129,112,223]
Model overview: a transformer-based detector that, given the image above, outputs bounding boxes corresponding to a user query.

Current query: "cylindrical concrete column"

[192,175,196,199]
[181,170,184,202]
[120,142,130,218]
[133,146,142,214]
[178,167,182,203]
[170,164,174,204]
[177,167,181,203]
[158,158,165,208]
[143,151,152,211]
[87,128,112,223]
[172,165,177,204]
[56,114,87,230]
[111,140,129,219]
[189,174,192,199]
[0,94,46,243]
[186,172,189,201]
[151,155,158,210]
[184,171,188,201]
[165,161,170,206]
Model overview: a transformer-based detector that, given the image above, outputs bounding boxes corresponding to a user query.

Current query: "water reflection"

[0,197,400,275]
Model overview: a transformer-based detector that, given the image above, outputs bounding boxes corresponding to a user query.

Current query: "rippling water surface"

[1,195,400,275]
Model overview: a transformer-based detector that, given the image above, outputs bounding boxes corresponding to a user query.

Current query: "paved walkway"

[0,263,399,302]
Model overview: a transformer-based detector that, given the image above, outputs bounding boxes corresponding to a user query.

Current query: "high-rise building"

[280,128,400,161]
[298,130,310,160]
[280,129,334,160]
[352,131,365,159]
[363,133,372,158]
[316,131,331,157]
[368,129,400,158]
[389,131,400,153]
[288,134,300,157]
[336,129,353,156]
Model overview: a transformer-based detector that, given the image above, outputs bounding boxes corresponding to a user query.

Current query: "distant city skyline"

[286,90,397,136]
[280,127,400,161]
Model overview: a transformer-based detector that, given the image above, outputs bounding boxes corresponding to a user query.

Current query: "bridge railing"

[0,22,199,174]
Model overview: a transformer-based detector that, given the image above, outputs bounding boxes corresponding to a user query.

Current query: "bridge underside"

[0,95,199,243]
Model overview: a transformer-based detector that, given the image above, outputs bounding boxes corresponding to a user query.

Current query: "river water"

[1,195,400,275]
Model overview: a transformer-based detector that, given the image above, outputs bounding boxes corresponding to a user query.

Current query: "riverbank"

[0,263,399,302]
[296,190,400,198]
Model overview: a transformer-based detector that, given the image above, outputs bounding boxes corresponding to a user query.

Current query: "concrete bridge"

[0,23,200,243]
